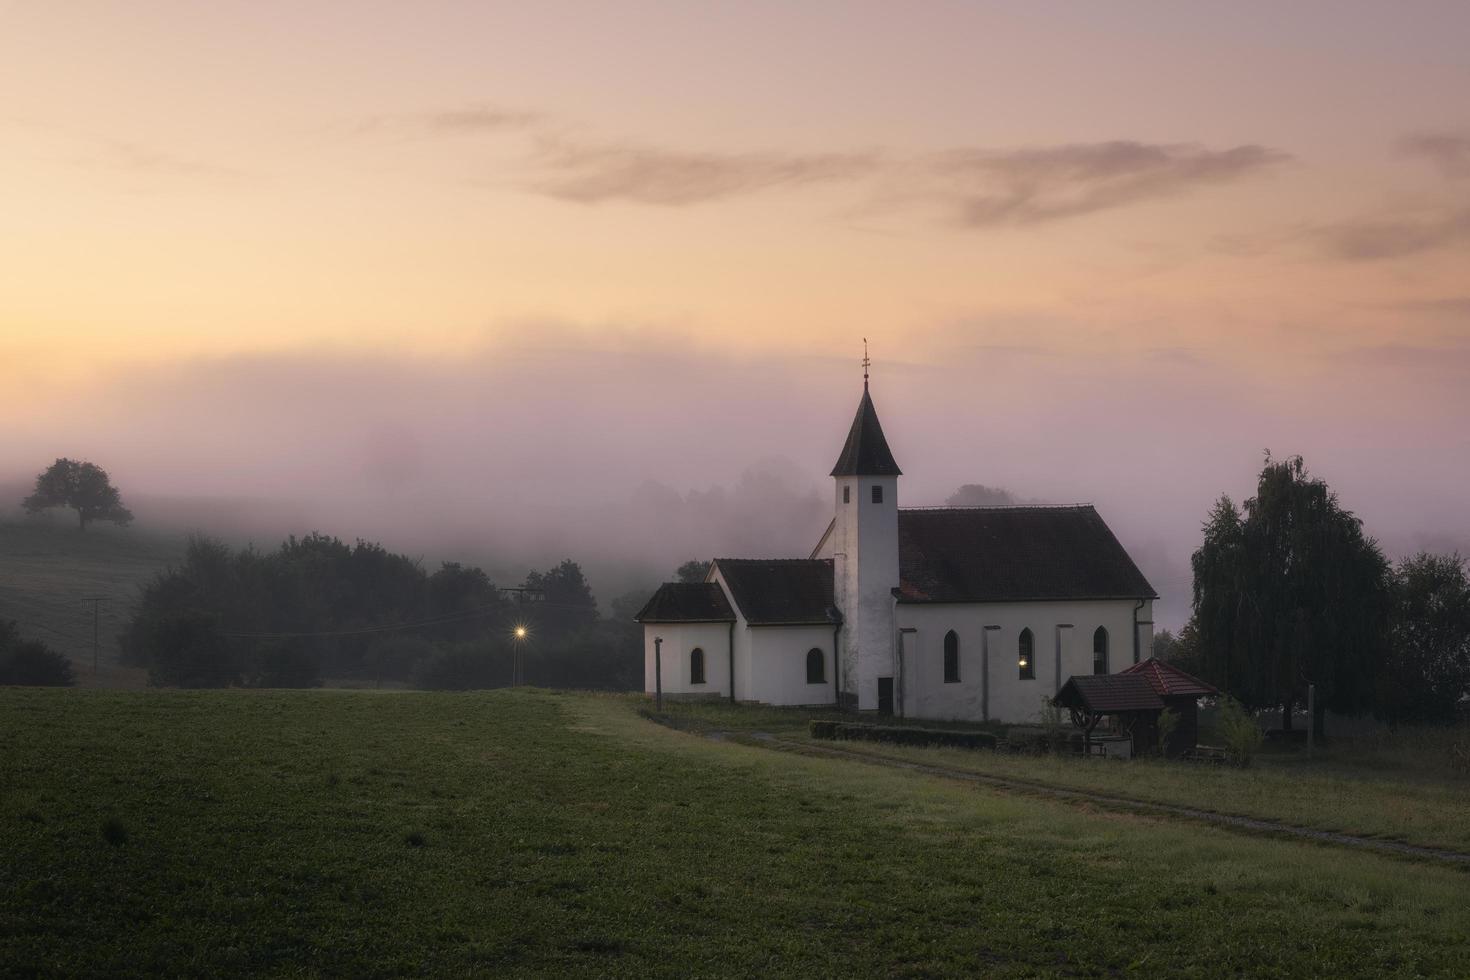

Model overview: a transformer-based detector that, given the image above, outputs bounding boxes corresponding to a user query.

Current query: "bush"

[1156,707,1181,757]
[811,721,997,751]
[0,638,76,687]
[809,720,839,739]
[248,645,321,689]
[415,642,507,691]
[144,612,237,688]
[1216,697,1264,767]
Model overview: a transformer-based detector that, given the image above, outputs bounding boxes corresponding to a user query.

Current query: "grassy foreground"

[661,698,1470,855]
[3,689,1470,977]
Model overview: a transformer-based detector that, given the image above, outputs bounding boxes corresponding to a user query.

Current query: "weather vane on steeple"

[862,338,870,389]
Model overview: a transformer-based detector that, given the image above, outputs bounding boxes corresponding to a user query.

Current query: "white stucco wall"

[642,622,732,698]
[746,625,837,706]
[833,474,899,710]
[894,599,1154,724]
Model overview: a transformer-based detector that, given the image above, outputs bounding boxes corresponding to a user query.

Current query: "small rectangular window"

[843,486,850,504]
[871,485,883,504]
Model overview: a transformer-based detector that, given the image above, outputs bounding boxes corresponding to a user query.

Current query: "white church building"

[635,372,1157,725]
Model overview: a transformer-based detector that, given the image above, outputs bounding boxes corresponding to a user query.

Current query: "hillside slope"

[0,520,184,687]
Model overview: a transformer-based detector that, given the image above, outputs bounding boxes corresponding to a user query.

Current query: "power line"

[216,597,593,639]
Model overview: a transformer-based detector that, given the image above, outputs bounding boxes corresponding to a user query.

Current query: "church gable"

[896,505,1157,603]
[712,558,834,626]
[634,582,736,623]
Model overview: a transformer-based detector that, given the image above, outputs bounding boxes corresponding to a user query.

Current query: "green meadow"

[3,688,1470,977]
[658,698,1470,855]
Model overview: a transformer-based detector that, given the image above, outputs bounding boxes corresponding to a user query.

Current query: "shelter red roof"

[1120,657,1219,698]
[1053,674,1164,714]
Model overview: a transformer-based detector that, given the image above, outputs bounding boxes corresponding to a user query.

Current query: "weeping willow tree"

[1191,455,1390,733]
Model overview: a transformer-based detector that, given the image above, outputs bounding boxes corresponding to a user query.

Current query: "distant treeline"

[121,533,643,691]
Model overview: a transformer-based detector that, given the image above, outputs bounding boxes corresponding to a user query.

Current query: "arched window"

[690,647,706,685]
[1093,627,1109,675]
[1018,628,1035,680]
[943,630,960,683]
[806,648,825,684]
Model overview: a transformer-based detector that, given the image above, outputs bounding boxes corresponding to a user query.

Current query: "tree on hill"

[1191,455,1391,733]
[23,458,133,530]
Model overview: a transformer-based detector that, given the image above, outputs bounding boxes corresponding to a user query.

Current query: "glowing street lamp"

[511,624,529,686]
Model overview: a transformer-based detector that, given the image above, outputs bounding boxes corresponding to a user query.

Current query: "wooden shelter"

[1118,657,1219,756]
[1052,674,1165,755]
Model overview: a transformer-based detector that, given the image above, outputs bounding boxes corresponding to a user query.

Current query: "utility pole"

[654,636,663,712]
[84,596,108,676]
[1306,683,1315,760]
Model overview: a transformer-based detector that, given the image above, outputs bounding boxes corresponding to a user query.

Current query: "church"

[635,367,1157,725]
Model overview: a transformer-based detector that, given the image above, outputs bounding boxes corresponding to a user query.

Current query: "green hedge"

[808,720,997,750]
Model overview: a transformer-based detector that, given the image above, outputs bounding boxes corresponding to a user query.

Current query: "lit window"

[690,647,705,685]
[806,648,825,684]
[871,485,883,504]
[1093,627,1109,675]
[1018,629,1035,680]
[943,630,960,683]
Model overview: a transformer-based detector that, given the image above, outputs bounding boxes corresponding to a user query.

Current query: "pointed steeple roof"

[831,384,902,477]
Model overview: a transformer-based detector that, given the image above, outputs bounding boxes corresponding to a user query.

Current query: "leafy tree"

[23,458,133,529]
[0,621,75,686]
[1379,553,1470,726]
[1153,622,1206,679]
[143,611,236,688]
[522,559,598,633]
[676,560,711,584]
[1191,455,1391,733]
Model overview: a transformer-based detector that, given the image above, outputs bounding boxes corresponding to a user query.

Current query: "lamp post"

[654,636,663,712]
[512,624,528,686]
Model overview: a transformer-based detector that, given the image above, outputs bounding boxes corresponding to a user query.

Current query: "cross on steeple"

[862,338,870,389]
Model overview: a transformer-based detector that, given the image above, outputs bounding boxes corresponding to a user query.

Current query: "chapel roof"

[1119,657,1219,698]
[633,582,736,624]
[830,386,902,477]
[712,558,835,626]
[894,505,1157,603]
[1053,673,1165,714]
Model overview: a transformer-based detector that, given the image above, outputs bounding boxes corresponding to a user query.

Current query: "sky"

[3,2,1469,626]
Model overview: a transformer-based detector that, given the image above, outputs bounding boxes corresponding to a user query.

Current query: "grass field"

[4,689,1470,977]
[659,698,1470,855]
[0,520,183,687]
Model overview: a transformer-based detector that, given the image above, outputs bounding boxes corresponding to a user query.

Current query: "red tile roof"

[1054,674,1165,713]
[1120,657,1219,698]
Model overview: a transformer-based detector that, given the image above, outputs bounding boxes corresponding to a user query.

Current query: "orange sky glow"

[3,2,1468,624]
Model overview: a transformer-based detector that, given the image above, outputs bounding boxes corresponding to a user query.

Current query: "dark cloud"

[930,141,1289,227]
[522,138,880,205]
[1314,207,1470,260]
[1400,131,1470,179]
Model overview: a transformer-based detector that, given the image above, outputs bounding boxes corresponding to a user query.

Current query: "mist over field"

[6,328,1468,629]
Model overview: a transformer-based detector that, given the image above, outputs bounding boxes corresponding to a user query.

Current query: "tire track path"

[730,730,1470,867]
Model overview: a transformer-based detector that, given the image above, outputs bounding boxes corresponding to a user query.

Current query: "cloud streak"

[522,138,880,205]
[929,141,1289,227]
[1314,207,1470,261]
[351,103,542,138]
[1400,131,1470,179]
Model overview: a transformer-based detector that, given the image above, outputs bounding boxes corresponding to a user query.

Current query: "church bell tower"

[830,347,901,711]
